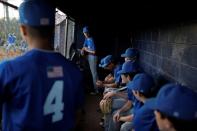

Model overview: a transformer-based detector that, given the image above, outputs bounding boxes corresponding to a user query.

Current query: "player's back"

[0,49,84,131]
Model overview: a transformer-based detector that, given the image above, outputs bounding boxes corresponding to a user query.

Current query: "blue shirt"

[127,81,143,115]
[0,49,84,131]
[83,37,96,52]
[11,35,16,44]
[113,64,122,84]
[133,99,159,131]
[7,35,12,44]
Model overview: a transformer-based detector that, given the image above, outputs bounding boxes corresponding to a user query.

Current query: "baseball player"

[121,48,139,62]
[96,55,122,91]
[6,33,16,54]
[149,83,197,131]
[0,1,84,131]
[19,40,28,53]
[131,74,159,131]
[102,61,140,131]
[81,26,98,94]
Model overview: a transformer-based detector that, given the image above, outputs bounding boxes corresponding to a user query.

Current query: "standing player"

[6,33,16,54]
[81,26,98,94]
[0,1,84,131]
[19,40,28,53]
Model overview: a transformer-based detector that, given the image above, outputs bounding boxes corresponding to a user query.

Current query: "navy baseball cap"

[129,73,154,94]
[99,55,113,68]
[83,26,89,33]
[150,83,197,120]
[118,61,139,74]
[121,48,138,58]
[19,0,55,26]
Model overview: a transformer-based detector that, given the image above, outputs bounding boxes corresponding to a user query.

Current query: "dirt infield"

[0,47,22,61]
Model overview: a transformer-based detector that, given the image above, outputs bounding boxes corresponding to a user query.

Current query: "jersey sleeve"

[127,87,134,101]
[83,39,88,48]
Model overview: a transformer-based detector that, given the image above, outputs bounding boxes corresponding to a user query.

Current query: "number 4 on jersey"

[44,80,64,123]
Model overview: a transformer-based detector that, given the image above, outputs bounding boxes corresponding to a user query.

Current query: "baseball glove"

[99,98,112,114]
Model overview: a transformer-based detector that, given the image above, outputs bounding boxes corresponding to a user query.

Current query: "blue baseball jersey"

[7,35,12,44]
[0,49,84,131]
[11,35,16,44]
[133,99,159,131]
[83,37,96,52]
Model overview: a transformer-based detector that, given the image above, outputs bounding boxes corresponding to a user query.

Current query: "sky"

[7,0,23,7]
[0,1,65,19]
[0,0,23,19]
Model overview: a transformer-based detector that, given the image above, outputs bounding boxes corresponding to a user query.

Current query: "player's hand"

[81,47,85,51]
[119,116,124,122]
[113,110,120,122]
[104,74,113,81]
[96,80,103,87]
[82,47,88,52]
[103,91,115,99]
[81,47,87,55]
[80,48,85,55]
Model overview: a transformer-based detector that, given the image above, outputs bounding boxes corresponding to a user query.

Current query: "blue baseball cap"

[150,83,197,120]
[99,58,105,67]
[83,26,89,33]
[118,61,139,74]
[99,55,113,68]
[129,73,154,94]
[19,0,55,26]
[121,48,138,58]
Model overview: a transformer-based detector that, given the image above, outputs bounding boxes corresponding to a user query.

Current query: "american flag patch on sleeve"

[47,66,63,78]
